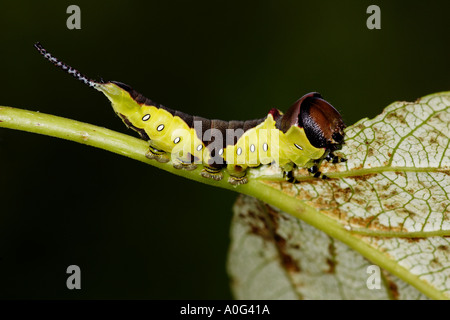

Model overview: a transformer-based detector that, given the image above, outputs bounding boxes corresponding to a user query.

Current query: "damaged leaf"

[228,195,431,299]
[229,92,450,299]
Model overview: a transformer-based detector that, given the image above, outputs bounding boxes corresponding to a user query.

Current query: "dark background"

[0,0,448,299]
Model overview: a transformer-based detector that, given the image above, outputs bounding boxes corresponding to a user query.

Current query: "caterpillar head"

[281,92,346,152]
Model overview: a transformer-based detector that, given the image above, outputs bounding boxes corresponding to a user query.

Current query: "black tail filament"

[34,42,99,88]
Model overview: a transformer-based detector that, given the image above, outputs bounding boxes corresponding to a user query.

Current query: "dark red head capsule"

[280,92,346,151]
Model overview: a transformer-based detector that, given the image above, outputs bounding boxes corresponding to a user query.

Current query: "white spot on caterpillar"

[237,147,242,155]
[197,145,203,151]
[218,148,224,156]
[263,143,268,152]
[174,137,181,144]
[294,143,303,150]
[157,124,164,131]
[142,114,151,121]
[250,144,255,153]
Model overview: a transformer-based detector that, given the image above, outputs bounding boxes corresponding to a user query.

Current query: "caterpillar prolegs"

[35,43,346,185]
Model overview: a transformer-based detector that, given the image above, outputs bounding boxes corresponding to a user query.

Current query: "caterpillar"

[34,43,346,185]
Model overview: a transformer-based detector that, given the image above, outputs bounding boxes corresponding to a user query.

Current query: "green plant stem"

[0,106,446,300]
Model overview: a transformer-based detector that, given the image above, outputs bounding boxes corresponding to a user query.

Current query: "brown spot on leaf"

[395,171,406,178]
[273,234,301,273]
[352,197,367,206]
[314,195,339,210]
[236,196,303,274]
[430,257,442,269]
[280,181,299,198]
[395,207,416,218]
[351,173,377,182]
[281,253,300,272]
[386,111,406,125]
[353,123,366,132]
[402,237,427,242]
[349,163,365,171]
[325,259,335,273]
[265,204,302,273]
[428,136,438,145]
[386,277,399,300]
[379,188,398,199]
[244,209,272,242]
[383,203,397,211]
[333,187,353,203]
[326,241,337,274]
[248,224,272,242]
[340,213,408,233]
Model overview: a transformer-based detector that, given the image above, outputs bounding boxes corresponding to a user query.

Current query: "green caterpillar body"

[35,43,346,184]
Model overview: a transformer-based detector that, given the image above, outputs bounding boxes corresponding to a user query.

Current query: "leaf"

[228,92,450,299]
[228,195,430,299]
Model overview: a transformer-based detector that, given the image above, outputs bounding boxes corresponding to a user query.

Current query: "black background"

[0,0,449,299]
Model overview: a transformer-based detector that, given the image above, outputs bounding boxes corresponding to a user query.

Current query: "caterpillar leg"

[173,158,198,171]
[283,166,329,183]
[201,166,224,181]
[325,152,347,164]
[283,170,297,183]
[145,146,170,163]
[227,165,248,185]
[228,174,248,185]
[308,165,329,179]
